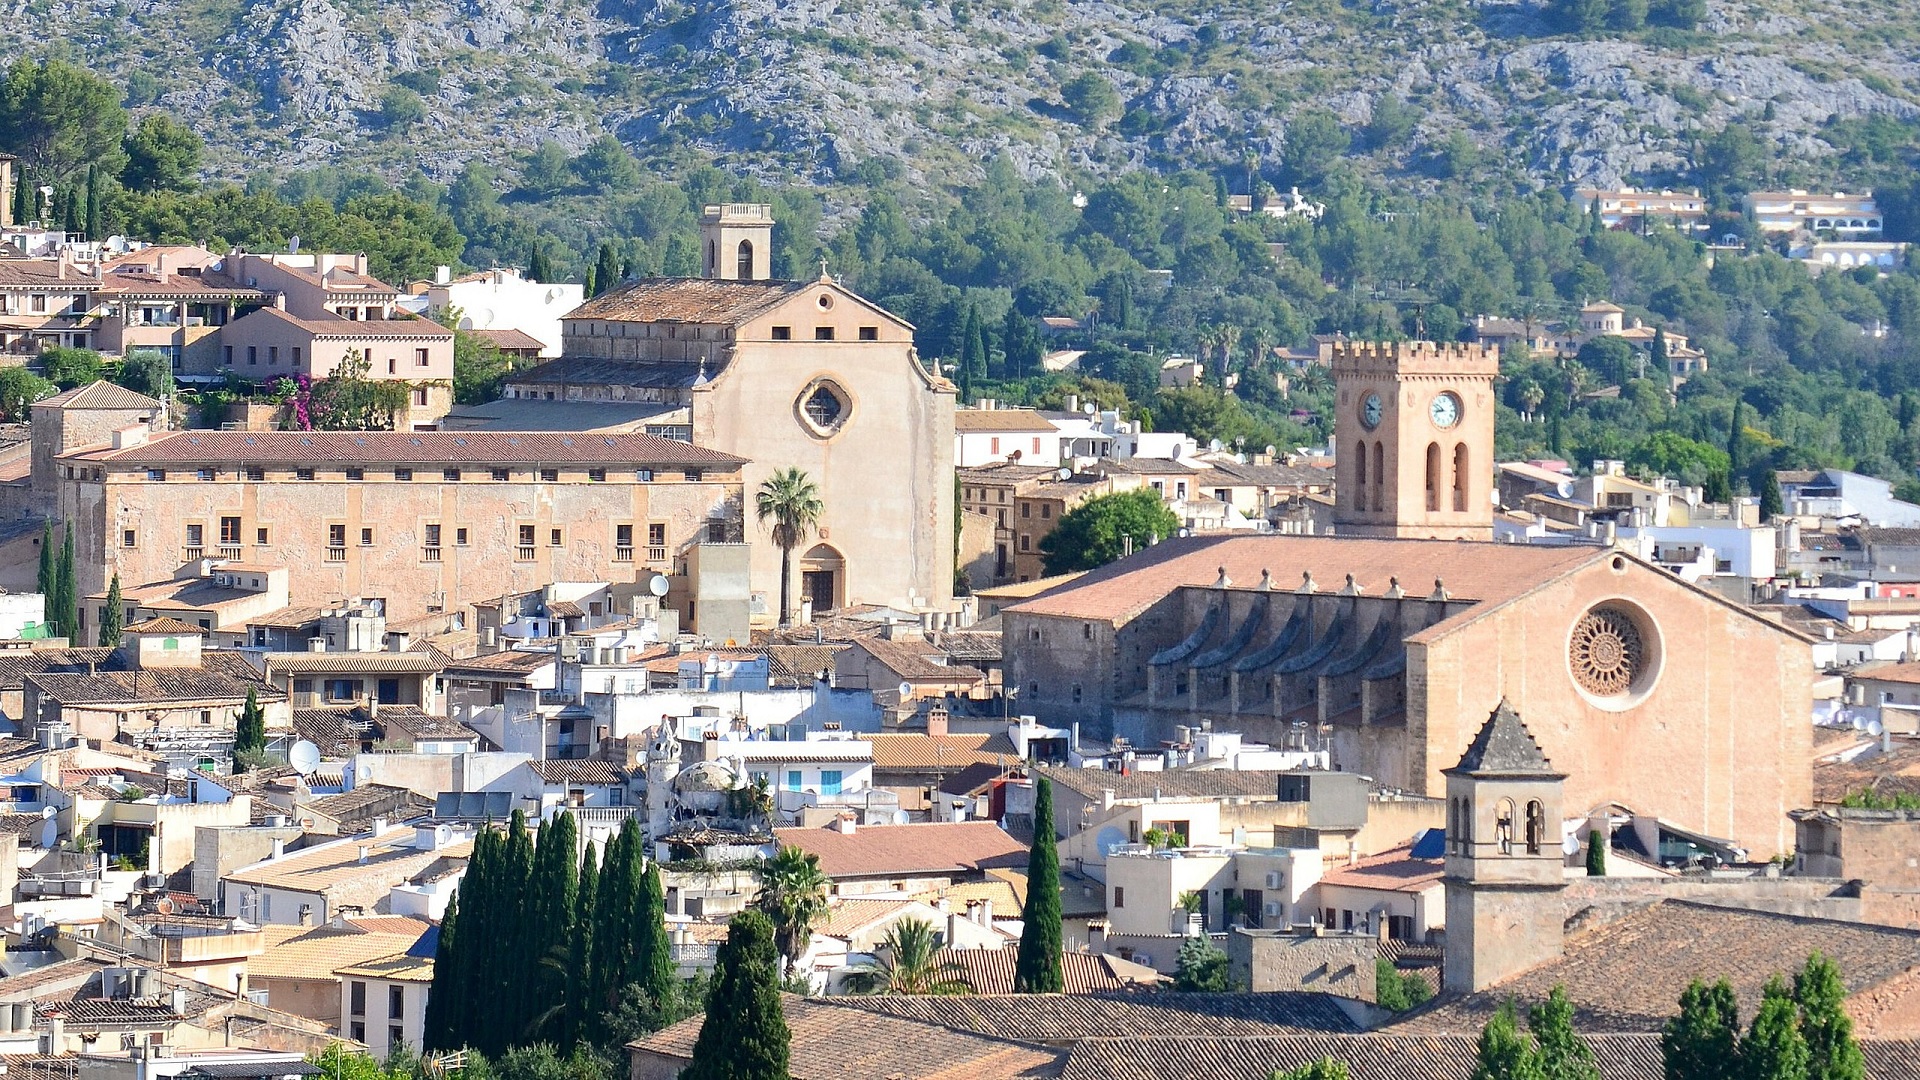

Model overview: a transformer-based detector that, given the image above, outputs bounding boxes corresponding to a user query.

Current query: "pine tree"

[566,845,599,1051]
[1472,1000,1542,1080]
[1015,776,1064,992]
[1741,976,1810,1080]
[1760,469,1784,523]
[1795,954,1864,1080]
[84,164,99,240]
[423,891,461,1051]
[1584,830,1606,876]
[636,859,675,1005]
[683,910,790,1080]
[54,522,76,641]
[526,811,579,1042]
[1665,979,1742,1080]
[233,688,265,771]
[98,574,123,647]
[1530,988,1599,1080]
[593,243,620,298]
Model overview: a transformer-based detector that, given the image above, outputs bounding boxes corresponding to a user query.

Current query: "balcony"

[516,546,536,561]
[614,546,634,563]
[647,546,668,563]
[183,546,204,560]
[325,546,346,562]
[423,546,442,563]
[217,545,242,560]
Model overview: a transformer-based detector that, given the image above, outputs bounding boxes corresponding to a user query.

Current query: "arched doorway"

[799,543,845,614]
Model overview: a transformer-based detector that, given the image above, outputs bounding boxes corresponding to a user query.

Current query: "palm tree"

[846,918,970,995]
[1217,324,1242,386]
[1520,380,1545,423]
[754,844,831,969]
[754,467,824,626]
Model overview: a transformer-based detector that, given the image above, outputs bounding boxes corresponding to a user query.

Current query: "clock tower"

[1330,339,1497,540]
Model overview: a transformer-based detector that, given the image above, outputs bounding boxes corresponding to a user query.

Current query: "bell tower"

[1330,340,1497,540]
[699,203,774,281]
[1442,699,1567,994]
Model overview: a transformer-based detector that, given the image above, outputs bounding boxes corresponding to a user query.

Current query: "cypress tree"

[1650,327,1668,380]
[423,891,461,1051]
[1014,776,1063,992]
[1665,980,1741,1080]
[448,825,500,1051]
[1742,976,1810,1080]
[594,820,639,1012]
[1472,1000,1542,1080]
[526,812,579,1042]
[84,164,99,240]
[54,523,76,641]
[583,262,597,300]
[497,810,536,1048]
[1760,469,1785,523]
[683,910,790,1080]
[99,574,123,647]
[1795,953,1863,1080]
[1726,400,1747,486]
[233,688,265,771]
[527,246,551,284]
[593,243,620,298]
[1584,830,1606,876]
[567,844,599,1051]
[636,860,675,1005]
[964,305,989,392]
[36,521,53,608]
[1530,987,1598,1080]
[12,170,28,228]
[60,187,78,234]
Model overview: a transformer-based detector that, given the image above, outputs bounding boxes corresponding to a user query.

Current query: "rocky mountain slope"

[27,0,1920,191]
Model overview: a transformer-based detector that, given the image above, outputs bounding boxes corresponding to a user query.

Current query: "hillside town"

[1,146,1919,1080]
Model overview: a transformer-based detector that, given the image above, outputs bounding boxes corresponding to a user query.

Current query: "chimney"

[833,813,856,835]
[926,703,949,738]
[370,816,387,837]
[154,252,167,277]
[168,986,188,1015]
[41,1012,62,1055]
[270,837,285,859]
[979,898,992,925]
[273,292,286,310]
[355,253,368,275]
[357,845,371,864]
[434,265,451,285]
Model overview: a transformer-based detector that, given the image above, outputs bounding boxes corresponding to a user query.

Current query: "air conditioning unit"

[1265,871,1282,889]
[1264,901,1282,918]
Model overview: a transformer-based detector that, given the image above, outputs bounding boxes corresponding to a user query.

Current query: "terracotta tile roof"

[567,277,807,325]
[845,637,986,683]
[71,430,742,468]
[1854,661,1920,685]
[811,897,922,939]
[1405,900,1920,1035]
[249,919,431,980]
[334,951,435,982]
[264,651,443,675]
[756,644,844,687]
[956,409,1058,434]
[123,616,207,636]
[33,381,162,411]
[914,876,1025,915]
[0,262,106,289]
[836,991,1357,1042]
[96,270,262,300]
[1814,735,1920,804]
[442,650,556,677]
[379,709,478,742]
[867,733,1021,771]
[225,826,461,894]
[504,356,709,389]
[772,821,1027,880]
[1007,535,1605,624]
[304,783,433,825]
[467,328,545,351]
[26,669,278,705]
[1055,1034,1691,1080]
[1032,766,1289,802]
[245,306,452,339]
[973,573,1088,602]
[936,950,1165,995]
[528,759,628,785]
[629,995,1065,1080]
[1314,843,1444,893]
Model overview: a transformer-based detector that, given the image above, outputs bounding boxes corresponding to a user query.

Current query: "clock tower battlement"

[1331,339,1497,541]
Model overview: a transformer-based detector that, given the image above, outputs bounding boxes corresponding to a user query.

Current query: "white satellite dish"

[647,574,671,598]
[289,740,321,775]
[898,682,913,699]
[288,234,300,254]
[1853,714,1870,731]
[1868,719,1886,737]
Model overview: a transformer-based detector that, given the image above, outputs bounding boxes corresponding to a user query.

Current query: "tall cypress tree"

[636,860,675,1005]
[1726,400,1747,488]
[12,170,29,228]
[593,243,620,298]
[36,521,53,611]
[1530,987,1598,1080]
[963,305,989,396]
[84,164,99,240]
[54,522,76,641]
[683,910,789,1080]
[1584,830,1606,876]
[567,844,599,1051]
[1760,469,1785,523]
[1664,979,1741,1080]
[60,187,78,234]
[497,810,536,1049]
[98,574,123,647]
[1796,953,1863,1080]
[1014,776,1063,992]
[594,820,639,1013]
[526,812,579,1042]
[424,891,461,1052]
[1741,976,1810,1080]
[233,688,265,771]
[445,825,499,1051]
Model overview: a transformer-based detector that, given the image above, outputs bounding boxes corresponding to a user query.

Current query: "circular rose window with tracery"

[797,380,851,437]
[1569,606,1647,696]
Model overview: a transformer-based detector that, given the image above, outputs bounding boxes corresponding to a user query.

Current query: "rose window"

[1569,606,1645,697]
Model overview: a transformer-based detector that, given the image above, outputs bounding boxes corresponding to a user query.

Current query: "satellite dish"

[1209,438,1224,452]
[1057,468,1072,481]
[647,575,671,598]
[288,235,300,254]
[289,740,321,775]
[1868,719,1886,737]
[898,682,913,699]
[1095,826,1127,856]
[1265,445,1276,457]
[1853,715,1869,731]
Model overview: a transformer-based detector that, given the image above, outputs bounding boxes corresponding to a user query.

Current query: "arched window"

[736,239,755,280]
[705,240,716,276]
[1426,443,1441,512]
[1354,440,1368,509]
[1495,798,1515,855]
[1525,800,1546,855]
[1371,442,1384,512]
[1453,443,1469,512]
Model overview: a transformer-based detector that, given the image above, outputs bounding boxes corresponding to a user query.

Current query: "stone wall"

[1227,925,1379,1001]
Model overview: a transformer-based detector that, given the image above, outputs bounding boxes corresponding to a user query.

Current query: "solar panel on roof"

[1409,827,1446,860]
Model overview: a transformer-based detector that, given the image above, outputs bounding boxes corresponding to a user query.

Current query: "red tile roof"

[246,306,452,338]
[1314,843,1444,893]
[772,821,1027,880]
[956,409,1058,434]
[68,430,744,468]
[468,328,546,351]
[567,277,807,325]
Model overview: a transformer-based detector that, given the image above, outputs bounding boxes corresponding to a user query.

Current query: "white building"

[338,950,433,1055]
[1615,522,1779,581]
[1745,191,1883,236]
[425,266,583,357]
[954,406,1065,467]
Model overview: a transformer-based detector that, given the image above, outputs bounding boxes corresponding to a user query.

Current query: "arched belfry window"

[1426,443,1442,512]
[1354,441,1368,509]
[1525,800,1546,855]
[1371,442,1384,511]
[1454,443,1469,512]
[737,240,755,280]
[1495,798,1515,855]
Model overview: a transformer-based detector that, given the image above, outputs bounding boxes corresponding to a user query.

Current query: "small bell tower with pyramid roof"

[1442,699,1567,994]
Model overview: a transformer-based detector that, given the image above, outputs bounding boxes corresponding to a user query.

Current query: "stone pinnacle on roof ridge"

[1447,697,1560,776]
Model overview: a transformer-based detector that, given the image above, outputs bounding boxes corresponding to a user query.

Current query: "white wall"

[341,975,428,1057]
[429,270,583,357]
[955,429,1064,468]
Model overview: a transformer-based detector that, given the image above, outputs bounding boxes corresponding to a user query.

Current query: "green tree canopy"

[41,348,103,390]
[0,58,128,180]
[118,350,175,399]
[1015,776,1064,992]
[1175,936,1231,992]
[684,910,790,1080]
[1039,489,1182,575]
[0,368,53,421]
[122,114,202,192]
[1060,73,1121,128]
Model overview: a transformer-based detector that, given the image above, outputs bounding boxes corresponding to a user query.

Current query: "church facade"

[501,205,956,623]
[1002,339,1812,858]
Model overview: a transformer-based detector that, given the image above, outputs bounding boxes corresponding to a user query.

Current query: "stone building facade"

[1331,340,1497,541]
[47,425,746,629]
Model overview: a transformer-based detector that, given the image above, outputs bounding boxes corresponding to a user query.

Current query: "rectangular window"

[648,523,666,548]
[194,467,213,481]
[443,468,461,482]
[785,771,801,792]
[387,358,396,374]
[518,525,536,546]
[820,770,843,796]
[245,466,265,481]
[685,469,703,482]
[415,348,429,367]
[491,468,509,481]
[219,517,241,545]
[990,437,1000,454]
[539,468,559,482]
[394,468,413,481]
[122,529,136,548]
[587,468,606,482]
[327,679,358,702]
[635,469,653,482]
[1113,887,1125,909]
[424,524,441,547]
[389,985,404,1020]
[360,527,374,546]
[550,528,562,547]
[295,468,315,481]
[185,524,203,547]
[615,524,634,560]
[413,388,428,407]
[814,326,835,341]
[455,528,469,546]
[224,345,234,365]
[349,1023,365,1044]
[351,981,368,1017]
[256,527,269,545]
[147,469,166,481]
[858,326,878,341]
[292,347,302,366]
[1021,503,1030,518]
[268,346,279,365]
[246,346,257,365]
[771,326,791,341]
[1042,504,1051,519]
[329,524,346,547]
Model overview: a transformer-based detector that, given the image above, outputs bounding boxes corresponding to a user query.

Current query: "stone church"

[1003,339,1812,857]
[499,205,957,623]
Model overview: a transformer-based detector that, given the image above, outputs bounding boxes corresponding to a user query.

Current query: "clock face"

[1361,393,1383,431]
[1430,392,1462,429]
